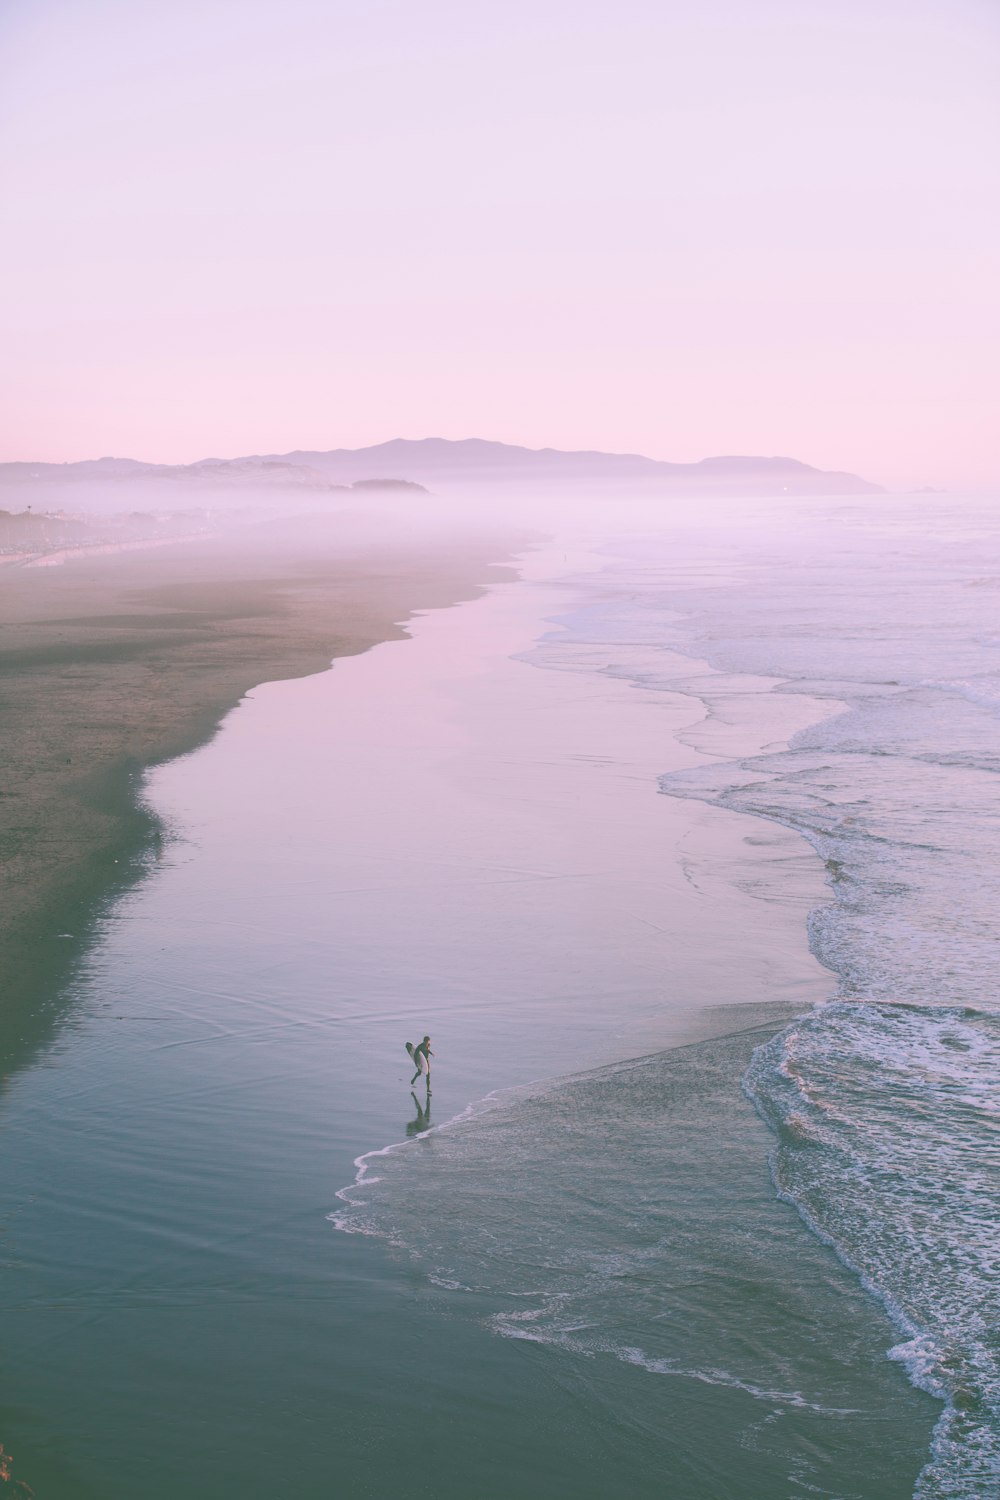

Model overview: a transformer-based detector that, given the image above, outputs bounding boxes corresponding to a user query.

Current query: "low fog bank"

[0,434,893,567]
[0,479,518,569]
[2,469,981,577]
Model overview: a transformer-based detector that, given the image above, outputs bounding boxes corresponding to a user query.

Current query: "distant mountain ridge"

[0,439,883,494]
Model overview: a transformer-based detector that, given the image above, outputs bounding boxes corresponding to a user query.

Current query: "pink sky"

[1,0,997,491]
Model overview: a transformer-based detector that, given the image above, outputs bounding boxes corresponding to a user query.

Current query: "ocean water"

[1,498,996,1497]
[334,1021,937,1498]
[563,495,1000,1495]
[335,494,1000,1496]
[673,503,1000,1499]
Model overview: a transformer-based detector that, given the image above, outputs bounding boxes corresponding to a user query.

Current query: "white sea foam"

[615,1347,863,1415]
[744,1003,1000,1498]
[329,1086,517,1238]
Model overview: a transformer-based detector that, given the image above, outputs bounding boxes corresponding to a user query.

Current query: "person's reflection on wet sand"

[406,1090,431,1137]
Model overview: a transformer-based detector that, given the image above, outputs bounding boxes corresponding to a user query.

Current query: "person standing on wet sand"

[407,1035,433,1088]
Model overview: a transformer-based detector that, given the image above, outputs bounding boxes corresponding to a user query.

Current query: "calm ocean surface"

[1,496,996,1498]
